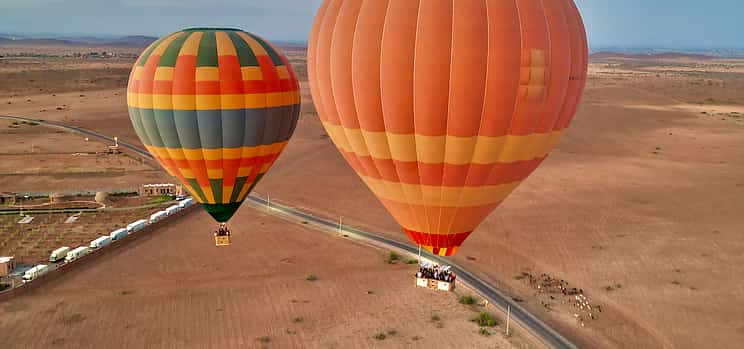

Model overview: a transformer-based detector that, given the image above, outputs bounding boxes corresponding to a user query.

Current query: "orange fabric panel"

[351,0,389,132]
[413,1,451,137]
[379,0,419,134]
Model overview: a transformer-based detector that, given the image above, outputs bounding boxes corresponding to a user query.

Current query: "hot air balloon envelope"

[128,28,301,223]
[308,0,588,256]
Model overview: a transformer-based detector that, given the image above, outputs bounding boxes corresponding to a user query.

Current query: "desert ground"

[0,119,167,193]
[1,44,744,348]
[0,207,526,349]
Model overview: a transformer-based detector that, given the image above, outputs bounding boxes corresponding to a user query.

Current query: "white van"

[127,219,148,233]
[49,246,70,263]
[110,228,128,241]
[149,211,167,224]
[23,264,50,281]
[65,246,91,262]
[165,205,181,216]
[90,236,112,249]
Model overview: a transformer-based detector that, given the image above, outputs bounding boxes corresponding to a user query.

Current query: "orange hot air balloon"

[308,0,588,257]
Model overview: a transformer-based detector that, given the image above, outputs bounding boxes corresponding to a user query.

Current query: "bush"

[459,295,476,305]
[479,328,491,336]
[405,259,418,265]
[256,336,271,343]
[430,314,441,322]
[471,312,499,327]
[306,274,318,282]
[386,251,401,264]
[293,317,303,323]
[386,329,397,336]
[373,333,386,340]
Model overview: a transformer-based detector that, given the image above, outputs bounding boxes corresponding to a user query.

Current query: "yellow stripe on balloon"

[146,142,290,162]
[154,67,174,81]
[235,31,268,56]
[196,67,220,81]
[358,175,522,208]
[180,31,204,56]
[241,67,264,80]
[322,121,564,165]
[215,31,238,56]
[126,91,299,110]
[151,32,185,56]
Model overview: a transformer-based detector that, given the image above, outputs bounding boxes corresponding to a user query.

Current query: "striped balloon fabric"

[128,28,300,223]
[309,1,588,256]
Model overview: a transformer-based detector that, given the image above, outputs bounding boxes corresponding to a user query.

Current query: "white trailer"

[49,246,70,263]
[150,211,168,224]
[90,236,112,249]
[110,228,128,241]
[127,219,148,233]
[23,264,49,281]
[165,205,181,216]
[65,246,91,262]
[179,198,194,208]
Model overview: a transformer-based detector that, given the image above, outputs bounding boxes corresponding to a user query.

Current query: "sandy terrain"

[0,208,523,349]
[0,119,167,193]
[2,46,744,348]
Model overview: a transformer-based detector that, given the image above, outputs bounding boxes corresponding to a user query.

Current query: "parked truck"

[149,211,168,224]
[127,219,148,233]
[110,228,128,241]
[49,246,70,263]
[65,246,91,262]
[23,264,50,282]
[90,236,112,249]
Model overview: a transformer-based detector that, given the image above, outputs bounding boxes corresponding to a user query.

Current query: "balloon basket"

[214,235,231,247]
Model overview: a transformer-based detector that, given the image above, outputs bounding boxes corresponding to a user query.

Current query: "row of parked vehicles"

[22,198,194,283]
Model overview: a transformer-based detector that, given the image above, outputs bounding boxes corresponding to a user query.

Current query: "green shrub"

[373,333,386,340]
[459,295,476,305]
[471,312,499,327]
[306,274,318,282]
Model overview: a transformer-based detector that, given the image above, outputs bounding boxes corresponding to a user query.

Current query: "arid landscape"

[1,41,744,349]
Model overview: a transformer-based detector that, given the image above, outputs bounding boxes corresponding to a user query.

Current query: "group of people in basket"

[416,262,456,284]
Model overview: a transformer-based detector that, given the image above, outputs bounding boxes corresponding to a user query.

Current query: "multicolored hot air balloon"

[128,28,300,232]
[309,0,588,256]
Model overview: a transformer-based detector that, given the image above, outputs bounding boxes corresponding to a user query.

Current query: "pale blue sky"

[0,0,741,48]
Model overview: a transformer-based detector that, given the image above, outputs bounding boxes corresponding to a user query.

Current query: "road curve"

[0,115,579,349]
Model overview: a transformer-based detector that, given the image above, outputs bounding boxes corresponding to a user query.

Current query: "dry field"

[0,208,527,349]
[0,207,169,264]
[1,44,743,348]
[0,119,167,193]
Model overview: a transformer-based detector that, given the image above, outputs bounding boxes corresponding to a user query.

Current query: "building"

[139,184,184,197]
[0,257,15,277]
[0,192,16,205]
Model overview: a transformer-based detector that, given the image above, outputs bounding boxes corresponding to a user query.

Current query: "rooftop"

[0,256,14,263]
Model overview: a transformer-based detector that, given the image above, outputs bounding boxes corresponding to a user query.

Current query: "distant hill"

[0,34,156,48]
[108,35,157,47]
[590,51,717,61]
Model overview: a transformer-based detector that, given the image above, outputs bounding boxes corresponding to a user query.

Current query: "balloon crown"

[181,27,244,32]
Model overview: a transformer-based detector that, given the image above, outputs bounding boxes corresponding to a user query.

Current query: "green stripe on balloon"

[158,32,191,67]
[197,31,218,67]
[201,202,242,223]
[228,31,260,67]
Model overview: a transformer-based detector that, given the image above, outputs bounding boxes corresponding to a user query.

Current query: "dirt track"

[0,208,518,349]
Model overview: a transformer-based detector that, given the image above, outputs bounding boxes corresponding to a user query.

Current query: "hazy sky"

[1,0,741,48]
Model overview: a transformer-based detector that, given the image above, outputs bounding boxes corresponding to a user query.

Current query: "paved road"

[0,115,579,349]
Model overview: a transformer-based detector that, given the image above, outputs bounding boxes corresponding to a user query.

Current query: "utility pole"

[338,216,343,234]
[267,193,271,212]
[506,305,511,336]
